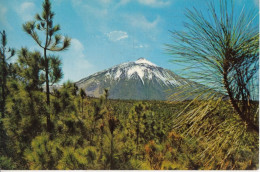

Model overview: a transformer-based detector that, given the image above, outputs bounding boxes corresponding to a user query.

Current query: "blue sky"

[0,0,259,83]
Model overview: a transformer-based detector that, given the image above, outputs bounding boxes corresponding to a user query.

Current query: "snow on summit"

[75,57,194,100]
[127,65,146,84]
[77,57,185,87]
[101,57,182,86]
[135,58,157,67]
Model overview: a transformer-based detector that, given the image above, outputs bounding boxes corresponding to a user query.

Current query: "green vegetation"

[23,0,71,132]
[166,0,259,168]
[0,0,258,170]
[0,88,258,169]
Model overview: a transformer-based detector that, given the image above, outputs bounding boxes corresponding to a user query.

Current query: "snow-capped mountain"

[75,58,195,100]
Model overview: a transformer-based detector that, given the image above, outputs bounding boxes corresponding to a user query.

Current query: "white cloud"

[71,0,82,6]
[137,0,170,7]
[127,15,160,30]
[70,39,85,56]
[0,5,7,22]
[116,0,131,7]
[62,39,94,82]
[16,2,36,21]
[71,0,113,18]
[134,44,149,48]
[77,2,109,19]
[106,31,128,42]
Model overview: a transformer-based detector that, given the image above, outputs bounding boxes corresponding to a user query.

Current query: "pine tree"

[127,102,149,159]
[0,30,15,118]
[23,0,71,132]
[108,115,119,169]
[15,48,44,91]
[79,88,86,114]
[3,80,47,168]
[24,133,60,169]
[0,30,15,160]
[166,0,259,132]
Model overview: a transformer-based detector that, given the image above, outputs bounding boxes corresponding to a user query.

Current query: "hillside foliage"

[0,86,258,169]
[0,0,258,170]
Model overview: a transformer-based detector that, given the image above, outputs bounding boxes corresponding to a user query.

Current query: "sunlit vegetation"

[0,0,258,170]
[0,86,258,169]
[166,0,259,169]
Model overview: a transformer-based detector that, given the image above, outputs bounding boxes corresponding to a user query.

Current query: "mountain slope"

[75,58,195,100]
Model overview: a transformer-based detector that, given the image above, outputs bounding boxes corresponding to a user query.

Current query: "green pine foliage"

[0,31,15,165]
[24,133,60,170]
[22,0,71,132]
[1,84,258,169]
[0,0,258,170]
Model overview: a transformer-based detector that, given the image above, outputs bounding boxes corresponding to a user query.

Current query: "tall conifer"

[23,0,71,132]
[0,30,15,118]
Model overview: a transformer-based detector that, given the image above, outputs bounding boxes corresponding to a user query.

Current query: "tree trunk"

[136,114,140,159]
[0,48,8,155]
[82,98,83,114]
[1,52,6,118]
[44,48,51,132]
[110,133,114,170]
[44,18,51,132]
[100,133,103,160]
[223,68,258,133]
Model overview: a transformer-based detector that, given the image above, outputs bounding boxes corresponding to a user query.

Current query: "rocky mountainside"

[75,58,197,100]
